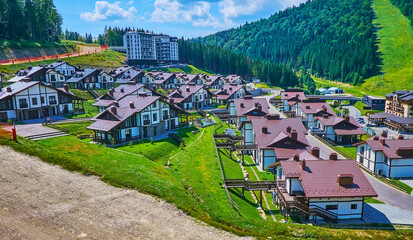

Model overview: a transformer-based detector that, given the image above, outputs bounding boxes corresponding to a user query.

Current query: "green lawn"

[50,121,94,137]
[63,100,99,119]
[1,123,412,238]
[364,197,386,204]
[314,0,413,97]
[146,65,214,75]
[70,89,94,100]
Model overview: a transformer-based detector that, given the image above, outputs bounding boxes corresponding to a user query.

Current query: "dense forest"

[199,0,381,86]
[63,30,94,43]
[0,0,62,42]
[179,39,306,90]
[390,0,413,26]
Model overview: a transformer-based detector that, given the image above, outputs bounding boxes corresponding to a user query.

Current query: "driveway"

[363,203,413,225]
[3,123,67,140]
[305,134,345,160]
[363,172,413,212]
[347,106,361,118]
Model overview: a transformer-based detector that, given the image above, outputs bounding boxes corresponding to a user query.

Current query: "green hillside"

[200,0,380,86]
[0,50,126,81]
[315,0,413,96]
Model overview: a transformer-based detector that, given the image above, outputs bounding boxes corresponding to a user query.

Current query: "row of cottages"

[93,83,156,112]
[0,81,84,122]
[87,93,188,145]
[214,84,248,105]
[312,115,366,144]
[295,100,336,128]
[355,131,413,178]
[273,151,377,223]
[280,89,306,114]
[245,114,311,171]
[168,84,214,110]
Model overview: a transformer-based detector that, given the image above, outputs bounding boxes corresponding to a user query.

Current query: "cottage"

[46,61,77,77]
[205,75,224,89]
[114,68,144,85]
[168,84,213,110]
[280,89,305,114]
[153,73,177,89]
[355,132,413,178]
[296,100,336,128]
[8,66,47,83]
[0,81,84,122]
[93,83,155,112]
[224,75,243,85]
[274,153,377,222]
[250,115,310,171]
[45,69,67,88]
[313,115,366,144]
[99,71,115,89]
[228,96,270,127]
[66,68,101,90]
[214,84,248,105]
[87,93,188,145]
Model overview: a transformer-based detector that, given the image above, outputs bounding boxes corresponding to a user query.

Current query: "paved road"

[363,172,413,212]
[347,106,361,117]
[305,134,345,160]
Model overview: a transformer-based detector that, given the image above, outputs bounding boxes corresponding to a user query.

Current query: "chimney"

[311,147,320,158]
[267,114,280,120]
[291,130,297,140]
[27,65,32,70]
[6,87,12,92]
[262,127,268,134]
[381,130,388,138]
[240,103,245,108]
[337,174,354,186]
[305,105,311,109]
[130,102,135,108]
[109,89,114,96]
[380,139,386,146]
[224,89,228,93]
[63,84,69,92]
[286,126,292,133]
[255,102,259,107]
[111,106,117,115]
[113,101,119,107]
[373,135,379,140]
[322,105,327,112]
[186,87,190,92]
[120,88,125,93]
[300,160,306,170]
[345,115,350,122]
[257,104,262,111]
[293,154,299,161]
[329,153,338,160]
[398,135,404,140]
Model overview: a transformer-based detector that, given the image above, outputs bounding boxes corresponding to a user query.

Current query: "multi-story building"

[385,90,413,118]
[362,95,386,111]
[123,31,178,66]
[0,81,83,122]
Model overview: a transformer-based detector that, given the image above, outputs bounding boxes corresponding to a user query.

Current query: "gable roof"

[299,102,336,116]
[385,90,413,101]
[281,159,377,198]
[168,84,205,103]
[359,136,413,159]
[281,90,305,101]
[8,66,46,83]
[214,84,244,100]
[66,69,100,83]
[0,81,78,101]
[114,69,144,84]
[93,84,147,107]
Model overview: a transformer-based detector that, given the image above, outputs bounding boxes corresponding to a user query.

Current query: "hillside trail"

[0,146,251,240]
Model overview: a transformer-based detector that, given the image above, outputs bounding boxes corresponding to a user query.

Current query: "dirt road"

[0,146,250,240]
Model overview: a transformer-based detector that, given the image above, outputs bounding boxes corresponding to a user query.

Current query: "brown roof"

[94,84,146,107]
[281,160,377,198]
[298,102,336,116]
[234,97,270,117]
[316,115,366,136]
[168,84,205,103]
[362,136,413,159]
[281,90,305,101]
[114,69,144,84]
[251,116,310,160]
[215,84,244,100]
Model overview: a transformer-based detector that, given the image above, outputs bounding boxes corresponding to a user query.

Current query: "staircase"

[87,88,99,99]
[26,131,69,141]
[168,132,184,145]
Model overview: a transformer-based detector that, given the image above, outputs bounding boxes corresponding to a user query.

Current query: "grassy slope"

[0,50,126,80]
[314,0,413,97]
[0,126,412,238]
[0,40,77,60]
[147,65,215,75]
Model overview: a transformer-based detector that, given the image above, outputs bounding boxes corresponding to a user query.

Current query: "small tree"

[150,137,154,144]
[128,141,133,148]
[179,142,184,150]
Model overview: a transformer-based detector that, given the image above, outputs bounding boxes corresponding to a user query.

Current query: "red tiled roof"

[299,102,336,116]
[251,117,309,159]
[364,136,413,159]
[168,84,204,101]
[281,160,377,198]
[215,85,244,100]
[94,84,146,107]
[281,91,305,101]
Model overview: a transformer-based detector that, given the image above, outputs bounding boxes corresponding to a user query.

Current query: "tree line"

[62,30,94,43]
[179,39,306,90]
[390,0,413,27]
[0,0,62,42]
[198,0,381,86]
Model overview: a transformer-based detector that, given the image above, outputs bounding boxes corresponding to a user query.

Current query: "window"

[153,113,158,122]
[152,101,157,108]
[326,205,338,210]
[32,97,38,105]
[41,97,45,104]
[351,204,357,210]
[51,75,56,82]
[384,156,388,164]
[19,99,28,108]
[49,96,57,105]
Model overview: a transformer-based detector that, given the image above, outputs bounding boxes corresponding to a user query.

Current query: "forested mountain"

[179,40,302,89]
[0,0,62,42]
[199,0,381,85]
[390,0,413,26]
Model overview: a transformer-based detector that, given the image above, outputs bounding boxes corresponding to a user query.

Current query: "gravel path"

[0,146,251,240]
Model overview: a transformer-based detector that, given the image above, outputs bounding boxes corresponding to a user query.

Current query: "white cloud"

[150,0,225,28]
[127,0,134,4]
[80,1,137,22]
[218,0,267,20]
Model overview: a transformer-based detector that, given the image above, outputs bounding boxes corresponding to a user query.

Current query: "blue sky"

[55,0,307,39]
